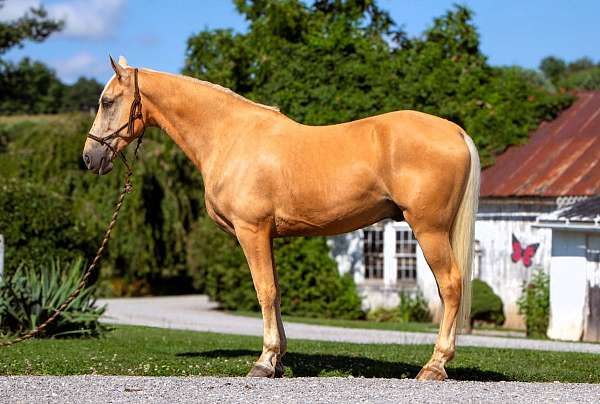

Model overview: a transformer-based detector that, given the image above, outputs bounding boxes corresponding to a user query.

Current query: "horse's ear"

[109,54,128,80]
[118,55,129,67]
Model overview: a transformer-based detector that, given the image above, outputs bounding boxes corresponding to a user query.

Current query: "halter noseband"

[87,67,145,165]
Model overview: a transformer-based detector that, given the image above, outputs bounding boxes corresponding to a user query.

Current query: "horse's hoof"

[247,363,275,378]
[274,360,285,378]
[416,366,447,381]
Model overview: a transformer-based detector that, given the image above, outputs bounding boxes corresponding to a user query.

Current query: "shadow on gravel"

[177,349,508,381]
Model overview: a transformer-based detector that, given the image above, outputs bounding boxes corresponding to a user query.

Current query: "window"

[363,228,384,280]
[396,229,417,283]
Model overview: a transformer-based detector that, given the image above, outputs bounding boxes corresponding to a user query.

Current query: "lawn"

[234,310,438,333]
[0,325,598,383]
[233,311,525,337]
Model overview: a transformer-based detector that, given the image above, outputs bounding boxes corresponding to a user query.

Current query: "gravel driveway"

[2,376,599,404]
[98,295,600,354]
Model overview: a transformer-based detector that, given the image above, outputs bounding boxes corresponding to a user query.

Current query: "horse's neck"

[140,70,273,172]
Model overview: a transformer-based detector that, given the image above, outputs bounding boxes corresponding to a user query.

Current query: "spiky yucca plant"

[0,258,107,338]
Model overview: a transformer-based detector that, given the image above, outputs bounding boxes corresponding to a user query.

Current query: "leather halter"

[87,68,145,161]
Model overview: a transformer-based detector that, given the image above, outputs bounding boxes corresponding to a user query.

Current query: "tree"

[560,67,600,90]
[185,1,571,165]
[0,59,103,115]
[540,55,600,90]
[61,77,104,113]
[0,58,64,114]
[0,0,63,54]
[0,0,65,114]
[539,56,567,85]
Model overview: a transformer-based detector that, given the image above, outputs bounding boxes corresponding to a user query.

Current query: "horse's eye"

[102,99,113,108]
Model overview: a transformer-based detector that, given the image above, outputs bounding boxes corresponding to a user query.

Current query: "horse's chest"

[204,195,235,235]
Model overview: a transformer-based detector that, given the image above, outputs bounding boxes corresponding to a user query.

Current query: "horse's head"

[83,55,144,175]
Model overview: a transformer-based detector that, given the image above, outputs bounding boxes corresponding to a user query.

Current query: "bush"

[0,258,107,338]
[398,290,432,323]
[470,279,505,327]
[517,269,550,338]
[275,237,363,320]
[186,217,256,311]
[559,67,600,90]
[367,307,399,323]
[0,179,95,272]
[187,218,364,319]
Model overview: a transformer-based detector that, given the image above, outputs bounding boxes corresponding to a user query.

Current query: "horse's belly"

[273,195,400,237]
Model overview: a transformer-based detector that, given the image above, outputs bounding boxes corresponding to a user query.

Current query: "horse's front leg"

[235,222,287,378]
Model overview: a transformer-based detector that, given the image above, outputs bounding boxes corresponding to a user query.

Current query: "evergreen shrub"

[470,279,505,327]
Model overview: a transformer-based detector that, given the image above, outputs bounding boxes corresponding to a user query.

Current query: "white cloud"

[51,51,110,83]
[1,0,125,39]
[0,1,41,21]
[47,0,125,39]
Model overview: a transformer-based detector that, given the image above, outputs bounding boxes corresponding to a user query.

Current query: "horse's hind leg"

[235,222,287,378]
[406,222,461,381]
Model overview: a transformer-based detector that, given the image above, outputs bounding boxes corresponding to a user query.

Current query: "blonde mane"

[142,68,280,113]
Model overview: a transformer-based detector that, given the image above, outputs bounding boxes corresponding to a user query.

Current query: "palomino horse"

[83,56,480,381]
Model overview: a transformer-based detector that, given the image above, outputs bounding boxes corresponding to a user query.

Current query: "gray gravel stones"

[1,376,599,404]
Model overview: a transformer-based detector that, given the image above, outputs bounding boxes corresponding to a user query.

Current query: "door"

[584,235,600,342]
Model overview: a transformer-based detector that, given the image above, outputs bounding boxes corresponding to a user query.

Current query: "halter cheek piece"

[87,68,145,170]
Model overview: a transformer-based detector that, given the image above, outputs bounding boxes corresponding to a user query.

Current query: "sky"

[1,0,599,84]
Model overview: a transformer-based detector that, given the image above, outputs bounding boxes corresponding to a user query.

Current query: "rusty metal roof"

[481,91,600,197]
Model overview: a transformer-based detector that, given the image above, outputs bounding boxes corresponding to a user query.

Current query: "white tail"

[452,133,480,332]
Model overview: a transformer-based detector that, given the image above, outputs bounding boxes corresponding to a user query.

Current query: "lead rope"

[0,70,145,347]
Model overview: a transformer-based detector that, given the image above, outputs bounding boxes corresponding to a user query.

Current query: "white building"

[329,91,600,330]
[535,195,600,342]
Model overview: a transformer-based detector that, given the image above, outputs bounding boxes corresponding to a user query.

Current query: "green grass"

[0,112,89,124]
[234,310,438,333]
[0,325,598,383]
[234,311,524,336]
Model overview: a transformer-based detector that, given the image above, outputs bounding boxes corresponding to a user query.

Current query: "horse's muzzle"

[83,148,114,175]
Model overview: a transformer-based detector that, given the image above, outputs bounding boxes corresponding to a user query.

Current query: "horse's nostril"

[84,154,91,169]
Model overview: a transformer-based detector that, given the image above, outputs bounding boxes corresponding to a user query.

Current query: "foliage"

[188,218,364,319]
[0,0,63,54]
[540,55,600,90]
[470,279,505,327]
[559,67,600,91]
[0,58,64,114]
[0,58,103,115]
[539,56,568,85]
[398,290,432,323]
[0,116,203,291]
[365,290,431,323]
[185,1,572,166]
[0,258,107,338]
[274,237,363,319]
[2,325,600,382]
[186,216,255,309]
[517,269,550,338]
[60,77,104,113]
[0,178,95,271]
[366,306,399,322]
